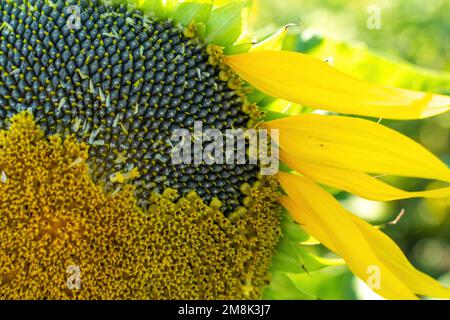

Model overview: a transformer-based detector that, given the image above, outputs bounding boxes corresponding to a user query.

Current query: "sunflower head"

[0,0,449,300]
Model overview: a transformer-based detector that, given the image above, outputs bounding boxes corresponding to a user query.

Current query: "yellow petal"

[280,150,450,201]
[350,213,450,299]
[281,196,338,253]
[278,173,417,299]
[278,172,450,299]
[223,51,450,119]
[265,114,450,182]
[249,24,293,52]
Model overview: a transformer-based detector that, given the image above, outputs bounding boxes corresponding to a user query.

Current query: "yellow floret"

[0,112,281,300]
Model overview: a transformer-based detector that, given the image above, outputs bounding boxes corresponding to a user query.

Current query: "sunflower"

[0,0,449,300]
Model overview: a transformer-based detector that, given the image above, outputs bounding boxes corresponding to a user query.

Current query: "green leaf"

[250,24,293,52]
[270,210,343,275]
[270,236,343,274]
[164,0,179,18]
[205,0,252,46]
[263,272,315,300]
[261,98,307,116]
[138,0,166,18]
[279,210,309,242]
[224,42,253,55]
[291,31,324,53]
[171,0,214,26]
[287,268,357,300]
[246,88,267,104]
[270,237,304,273]
[263,110,288,122]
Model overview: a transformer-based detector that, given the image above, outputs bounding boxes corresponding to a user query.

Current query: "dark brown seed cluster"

[0,0,258,213]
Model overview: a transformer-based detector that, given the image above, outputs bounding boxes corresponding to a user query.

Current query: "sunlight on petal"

[266,114,450,182]
[224,51,450,119]
[280,150,450,201]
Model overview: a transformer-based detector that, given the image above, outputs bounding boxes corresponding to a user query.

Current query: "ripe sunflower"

[0,0,449,300]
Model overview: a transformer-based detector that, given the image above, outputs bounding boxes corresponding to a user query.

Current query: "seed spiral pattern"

[0,0,258,213]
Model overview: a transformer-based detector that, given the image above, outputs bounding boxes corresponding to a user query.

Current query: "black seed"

[0,0,257,214]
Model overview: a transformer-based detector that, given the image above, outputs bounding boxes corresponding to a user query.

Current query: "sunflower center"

[0,0,259,214]
[0,112,281,299]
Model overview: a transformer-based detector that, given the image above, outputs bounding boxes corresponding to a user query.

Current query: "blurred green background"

[250,0,450,299]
